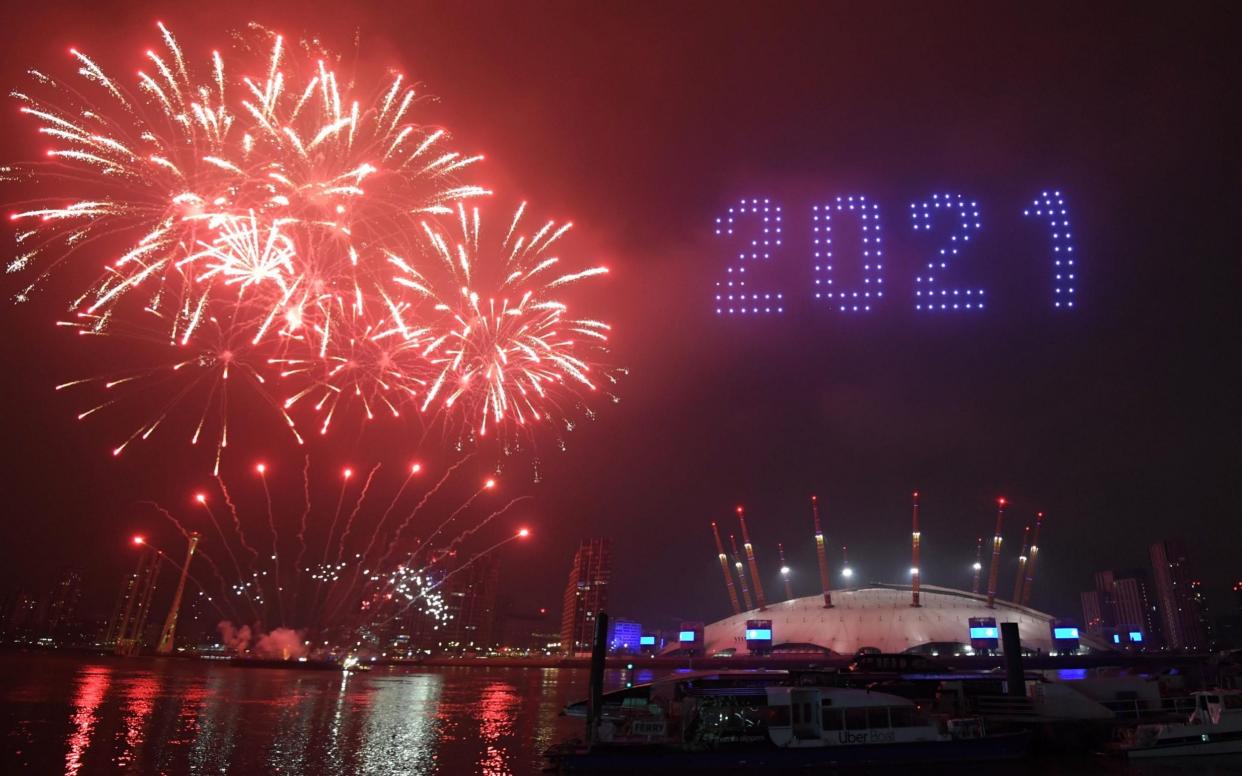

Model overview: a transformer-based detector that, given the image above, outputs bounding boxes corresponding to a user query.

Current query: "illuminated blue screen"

[969,626,998,639]
[1129,631,1143,642]
[1112,634,1120,644]
[639,635,655,646]
[744,628,772,641]
[678,630,696,642]
[1053,627,1079,640]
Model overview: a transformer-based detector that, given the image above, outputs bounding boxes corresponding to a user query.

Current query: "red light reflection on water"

[476,681,519,776]
[64,666,111,776]
[114,674,158,769]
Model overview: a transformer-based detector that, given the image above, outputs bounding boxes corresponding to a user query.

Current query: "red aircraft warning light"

[132,535,145,546]
[517,528,531,538]
[484,478,496,490]
[411,463,422,474]
[256,463,266,474]
[194,493,206,504]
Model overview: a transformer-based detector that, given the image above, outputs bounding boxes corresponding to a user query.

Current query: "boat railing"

[1100,696,1197,721]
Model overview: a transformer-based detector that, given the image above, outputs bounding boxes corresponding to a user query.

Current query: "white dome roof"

[696,584,1101,655]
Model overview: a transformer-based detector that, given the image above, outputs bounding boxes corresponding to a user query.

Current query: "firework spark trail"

[333,462,381,567]
[373,518,528,630]
[311,466,356,617]
[372,455,472,571]
[140,500,244,624]
[290,454,313,622]
[319,462,381,615]
[430,496,529,563]
[407,478,495,562]
[321,463,419,621]
[319,467,354,569]
[195,496,262,623]
[256,465,286,626]
[216,474,260,565]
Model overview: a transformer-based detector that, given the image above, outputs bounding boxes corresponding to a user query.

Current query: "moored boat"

[549,669,1028,770]
[1124,690,1242,759]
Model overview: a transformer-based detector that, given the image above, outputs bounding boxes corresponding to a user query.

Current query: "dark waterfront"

[3,653,1241,775]
[1,653,589,775]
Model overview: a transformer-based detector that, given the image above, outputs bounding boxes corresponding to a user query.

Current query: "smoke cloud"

[254,627,309,660]
[217,621,252,652]
[217,622,308,660]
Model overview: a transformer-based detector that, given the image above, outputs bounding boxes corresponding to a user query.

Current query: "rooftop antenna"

[737,506,767,610]
[986,497,1006,608]
[971,536,984,594]
[1020,512,1044,607]
[778,542,794,602]
[730,533,754,610]
[811,495,833,607]
[711,521,742,615]
[1012,524,1031,603]
[911,491,922,607]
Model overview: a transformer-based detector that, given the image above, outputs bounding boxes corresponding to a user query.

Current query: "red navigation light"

[343,467,353,479]
[998,497,1007,506]
[517,528,531,538]
[256,463,266,474]
[194,493,206,504]
[484,478,496,490]
[411,463,422,474]
[132,535,145,545]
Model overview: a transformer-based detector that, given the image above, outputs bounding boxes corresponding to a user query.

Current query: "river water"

[2,653,1238,775]
[0,653,595,774]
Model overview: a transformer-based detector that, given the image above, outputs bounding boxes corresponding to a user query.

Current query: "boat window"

[890,706,917,727]
[867,707,890,729]
[844,708,868,730]
[822,710,844,730]
[769,705,791,726]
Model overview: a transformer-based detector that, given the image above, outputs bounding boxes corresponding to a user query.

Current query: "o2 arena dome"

[679,584,1107,657]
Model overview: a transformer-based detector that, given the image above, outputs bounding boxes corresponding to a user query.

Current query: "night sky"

[1,2,1238,630]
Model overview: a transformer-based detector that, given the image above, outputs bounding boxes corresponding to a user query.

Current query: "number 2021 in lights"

[713,191,1076,315]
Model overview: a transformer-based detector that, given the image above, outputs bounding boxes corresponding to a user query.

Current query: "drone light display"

[715,190,1078,314]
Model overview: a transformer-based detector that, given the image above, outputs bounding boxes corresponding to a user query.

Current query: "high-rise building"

[1150,539,1208,651]
[44,568,84,641]
[1081,568,1162,648]
[442,553,502,651]
[391,553,502,655]
[1080,590,1106,636]
[1113,572,1162,648]
[560,538,613,655]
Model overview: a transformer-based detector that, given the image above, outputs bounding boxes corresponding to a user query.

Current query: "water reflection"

[64,666,110,776]
[115,673,157,769]
[0,656,592,775]
[355,674,443,775]
[476,680,519,775]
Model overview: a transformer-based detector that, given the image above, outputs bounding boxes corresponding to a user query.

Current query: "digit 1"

[714,197,784,315]
[911,193,984,310]
[1023,190,1077,309]
[812,195,883,312]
